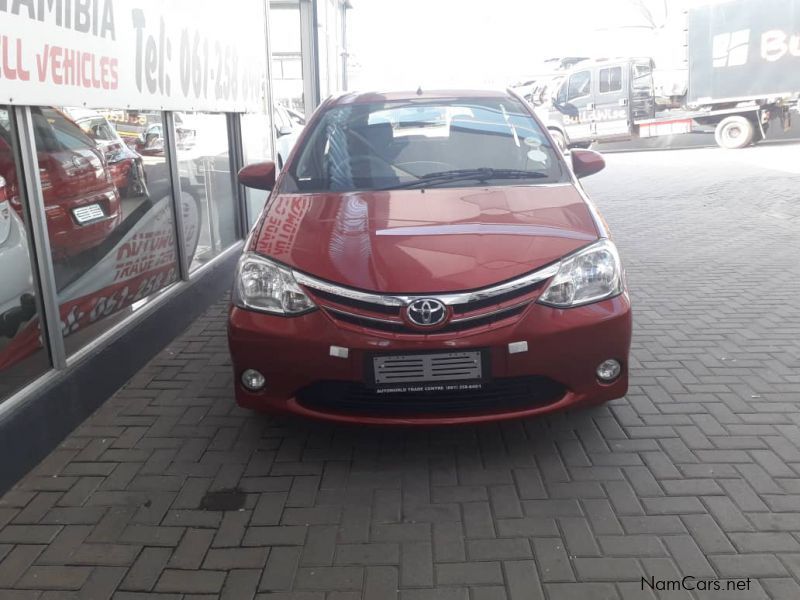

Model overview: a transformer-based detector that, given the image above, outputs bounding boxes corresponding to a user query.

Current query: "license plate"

[370,350,486,393]
[73,204,105,224]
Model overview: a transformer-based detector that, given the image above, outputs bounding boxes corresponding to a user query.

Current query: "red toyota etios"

[229,90,632,425]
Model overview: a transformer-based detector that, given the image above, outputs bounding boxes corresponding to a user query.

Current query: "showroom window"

[30,107,181,356]
[241,110,275,229]
[0,107,51,401]
[172,112,238,272]
[270,5,304,112]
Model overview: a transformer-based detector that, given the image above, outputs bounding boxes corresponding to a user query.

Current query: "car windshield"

[78,117,118,142]
[281,97,566,193]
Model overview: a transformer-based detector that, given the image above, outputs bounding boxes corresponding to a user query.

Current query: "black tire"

[548,129,567,153]
[714,116,754,149]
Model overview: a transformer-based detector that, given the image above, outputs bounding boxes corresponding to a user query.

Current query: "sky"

[347,0,711,90]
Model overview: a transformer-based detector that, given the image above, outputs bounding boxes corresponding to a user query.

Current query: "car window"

[282,97,566,193]
[633,62,652,78]
[78,117,118,142]
[32,108,96,153]
[599,67,622,94]
[556,80,568,104]
[567,71,591,101]
[274,107,291,131]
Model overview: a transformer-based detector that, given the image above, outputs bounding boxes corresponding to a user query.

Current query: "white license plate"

[373,351,484,386]
[73,204,105,224]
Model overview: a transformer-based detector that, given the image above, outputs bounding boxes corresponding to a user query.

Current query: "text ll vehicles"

[228,89,632,425]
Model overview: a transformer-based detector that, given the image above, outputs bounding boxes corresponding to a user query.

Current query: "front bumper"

[228,293,632,425]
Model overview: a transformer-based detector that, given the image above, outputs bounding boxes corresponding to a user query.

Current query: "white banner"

[0,0,268,112]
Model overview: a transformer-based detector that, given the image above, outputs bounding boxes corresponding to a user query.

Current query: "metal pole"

[226,113,247,239]
[9,106,66,369]
[299,0,321,115]
[264,0,278,162]
[163,111,191,280]
[341,1,349,90]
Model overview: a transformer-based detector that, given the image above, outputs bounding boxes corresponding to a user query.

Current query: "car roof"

[329,89,514,106]
[60,107,106,122]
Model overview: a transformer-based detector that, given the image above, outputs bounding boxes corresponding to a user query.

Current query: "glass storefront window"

[173,112,238,271]
[242,110,275,229]
[270,5,304,111]
[0,107,51,400]
[30,107,182,356]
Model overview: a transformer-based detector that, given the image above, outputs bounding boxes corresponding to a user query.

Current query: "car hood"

[253,184,599,293]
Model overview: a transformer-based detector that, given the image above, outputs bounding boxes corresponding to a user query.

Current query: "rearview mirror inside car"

[571,149,605,178]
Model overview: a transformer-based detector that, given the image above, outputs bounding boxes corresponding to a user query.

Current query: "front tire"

[715,116,754,149]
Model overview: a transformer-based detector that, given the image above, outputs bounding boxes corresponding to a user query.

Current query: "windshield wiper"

[379,168,548,190]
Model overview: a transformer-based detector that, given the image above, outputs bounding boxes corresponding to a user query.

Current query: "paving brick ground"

[1,144,799,599]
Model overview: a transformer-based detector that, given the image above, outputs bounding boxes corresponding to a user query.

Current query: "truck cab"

[539,58,655,148]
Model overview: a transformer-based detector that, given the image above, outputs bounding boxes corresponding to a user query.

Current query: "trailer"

[537,0,800,150]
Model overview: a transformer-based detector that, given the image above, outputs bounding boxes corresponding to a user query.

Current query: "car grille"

[301,277,550,336]
[325,304,529,335]
[296,377,567,417]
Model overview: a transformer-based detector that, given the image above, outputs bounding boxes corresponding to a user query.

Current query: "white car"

[0,177,35,339]
[274,104,303,171]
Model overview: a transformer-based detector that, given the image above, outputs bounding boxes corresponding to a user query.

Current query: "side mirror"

[238,161,277,191]
[276,125,293,137]
[571,149,605,178]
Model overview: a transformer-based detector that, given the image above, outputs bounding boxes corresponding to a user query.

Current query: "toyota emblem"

[406,298,447,327]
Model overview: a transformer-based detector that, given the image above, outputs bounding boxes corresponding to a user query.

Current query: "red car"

[62,108,148,199]
[0,107,121,262]
[229,90,632,425]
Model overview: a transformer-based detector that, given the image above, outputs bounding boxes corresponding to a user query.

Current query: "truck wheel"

[549,129,567,153]
[714,116,754,149]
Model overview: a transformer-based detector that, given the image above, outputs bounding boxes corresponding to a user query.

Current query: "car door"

[554,69,594,143]
[592,64,633,140]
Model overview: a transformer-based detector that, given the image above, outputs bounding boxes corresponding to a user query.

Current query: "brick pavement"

[0,145,799,599]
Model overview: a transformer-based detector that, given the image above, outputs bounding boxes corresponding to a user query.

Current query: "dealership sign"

[0,0,267,112]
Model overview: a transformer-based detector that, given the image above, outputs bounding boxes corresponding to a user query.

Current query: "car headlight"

[538,238,623,308]
[233,253,316,315]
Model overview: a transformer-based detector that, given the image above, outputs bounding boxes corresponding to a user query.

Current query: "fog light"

[241,369,266,391]
[596,359,621,382]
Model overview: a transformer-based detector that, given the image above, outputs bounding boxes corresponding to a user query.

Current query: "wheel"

[548,129,568,153]
[714,116,754,149]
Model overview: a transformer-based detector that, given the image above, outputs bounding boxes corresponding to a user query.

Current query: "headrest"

[352,121,394,150]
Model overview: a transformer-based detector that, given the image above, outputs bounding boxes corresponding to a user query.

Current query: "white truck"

[537,0,800,150]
